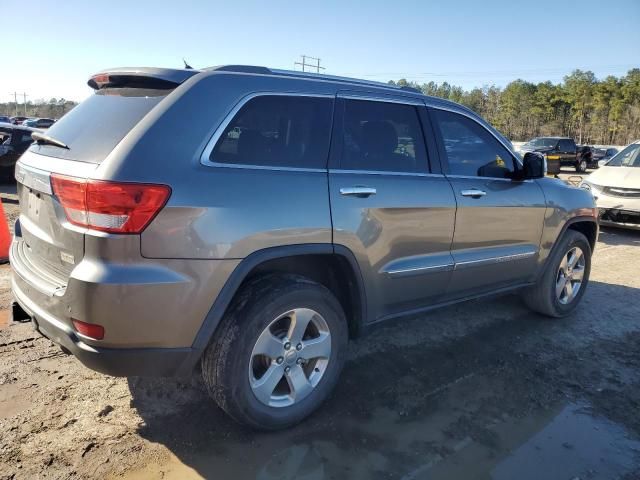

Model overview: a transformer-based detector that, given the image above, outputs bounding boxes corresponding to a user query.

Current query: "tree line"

[390,69,640,146]
[3,69,639,146]
[0,98,77,121]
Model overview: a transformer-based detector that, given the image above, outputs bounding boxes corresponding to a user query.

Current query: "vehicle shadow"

[128,281,640,479]
[598,227,640,246]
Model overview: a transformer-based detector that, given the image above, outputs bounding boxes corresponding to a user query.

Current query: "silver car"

[11,65,598,429]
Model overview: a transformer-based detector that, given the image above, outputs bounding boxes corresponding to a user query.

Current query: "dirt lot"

[1,172,640,480]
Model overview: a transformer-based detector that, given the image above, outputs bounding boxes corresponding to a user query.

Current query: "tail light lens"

[51,174,171,234]
[72,319,105,340]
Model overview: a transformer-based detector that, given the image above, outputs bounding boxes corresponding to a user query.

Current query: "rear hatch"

[13,68,194,289]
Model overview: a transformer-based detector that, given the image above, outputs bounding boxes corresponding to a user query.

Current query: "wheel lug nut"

[284,342,291,350]
[285,366,291,373]
[296,343,302,351]
[296,358,303,365]
[276,357,284,364]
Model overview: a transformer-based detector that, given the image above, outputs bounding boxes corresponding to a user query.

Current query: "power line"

[294,55,325,74]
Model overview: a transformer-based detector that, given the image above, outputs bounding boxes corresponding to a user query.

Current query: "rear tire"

[201,274,348,430]
[522,230,591,318]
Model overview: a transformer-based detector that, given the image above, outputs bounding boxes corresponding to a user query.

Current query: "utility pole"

[294,55,325,74]
[10,92,18,116]
[9,92,28,117]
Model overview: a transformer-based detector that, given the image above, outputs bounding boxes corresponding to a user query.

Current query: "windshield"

[605,143,640,167]
[28,88,169,164]
[527,138,558,148]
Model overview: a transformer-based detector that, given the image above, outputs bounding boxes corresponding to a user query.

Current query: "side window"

[339,99,428,173]
[558,139,573,151]
[210,95,333,169]
[432,109,515,178]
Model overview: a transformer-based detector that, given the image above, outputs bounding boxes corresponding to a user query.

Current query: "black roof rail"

[206,65,272,75]
[400,85,422,94]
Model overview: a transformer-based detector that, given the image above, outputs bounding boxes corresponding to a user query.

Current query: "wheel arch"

[538,216,598,280]
[190,244,368,357]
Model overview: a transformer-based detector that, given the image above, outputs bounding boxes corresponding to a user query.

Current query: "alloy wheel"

[249,308,331,408]
[556,246,586,305]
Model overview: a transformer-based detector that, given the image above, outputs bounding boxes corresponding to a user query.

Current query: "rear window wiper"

[31,131,69,150]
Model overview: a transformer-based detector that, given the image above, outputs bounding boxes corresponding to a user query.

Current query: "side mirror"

[521,152,546,179]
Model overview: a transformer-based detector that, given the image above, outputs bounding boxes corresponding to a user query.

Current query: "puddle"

[116,373,640,480]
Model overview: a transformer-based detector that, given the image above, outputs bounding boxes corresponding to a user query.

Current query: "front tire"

[576,158,588,173]
[201,274,348,430]
[522,230,591,318]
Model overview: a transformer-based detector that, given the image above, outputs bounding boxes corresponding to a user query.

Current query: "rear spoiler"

[87,67,199,90]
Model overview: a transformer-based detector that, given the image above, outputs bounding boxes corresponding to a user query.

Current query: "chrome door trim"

[14,162,53,195]
[337,92,424,106]
[200,92,334,168]
[447,174,533,183]
[454,251,536,270]
[329,169,444,178]
[385,263,455,278]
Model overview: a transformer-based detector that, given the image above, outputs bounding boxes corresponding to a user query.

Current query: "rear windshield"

[28,88,169,164]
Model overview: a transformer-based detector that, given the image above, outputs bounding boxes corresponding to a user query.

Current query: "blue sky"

[2,0,639,102]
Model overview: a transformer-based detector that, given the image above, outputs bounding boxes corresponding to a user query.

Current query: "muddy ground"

[1,172,640,480]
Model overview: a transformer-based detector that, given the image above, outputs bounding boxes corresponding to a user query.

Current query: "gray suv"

[10,65,598,429]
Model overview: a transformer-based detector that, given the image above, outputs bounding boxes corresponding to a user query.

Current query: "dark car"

[592,147,619,167]
[0,115,11,124]
[0,123,41,180]
[10,116,28,125]
[520,137,593,173]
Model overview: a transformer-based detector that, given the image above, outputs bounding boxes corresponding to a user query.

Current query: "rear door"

[329,93,456,322]
[429,107,546,299]
[558,138,576,166]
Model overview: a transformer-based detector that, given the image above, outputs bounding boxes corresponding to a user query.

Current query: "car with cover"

[580,140,640,230]
[10,65,598,429]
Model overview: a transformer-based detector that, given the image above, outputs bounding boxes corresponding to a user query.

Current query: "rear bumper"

[11,279,197,377]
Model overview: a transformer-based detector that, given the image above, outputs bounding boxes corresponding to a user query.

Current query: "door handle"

[461,189,487,198]
[340,187,377,198]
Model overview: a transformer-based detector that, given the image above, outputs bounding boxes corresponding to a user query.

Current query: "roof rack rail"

[206,65,272,75]
[400,85,422,94]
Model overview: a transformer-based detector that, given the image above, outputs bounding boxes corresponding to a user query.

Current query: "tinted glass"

[606,143,640,167]
[339,99,427,173]
[558,139,573,151]
[28,88,168,164]
[211,96,333,169]
[433,110,514,178]
[529,138,557,148]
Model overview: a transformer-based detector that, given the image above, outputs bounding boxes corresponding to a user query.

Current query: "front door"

[429,108,547,299]
[329,95,457,322]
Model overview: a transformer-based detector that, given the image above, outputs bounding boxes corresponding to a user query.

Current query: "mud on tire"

[522,230,592,318]
[201,274,348,430]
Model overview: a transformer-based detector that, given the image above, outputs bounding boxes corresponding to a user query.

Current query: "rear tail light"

[72,319,105,340]
[51,174,171,234]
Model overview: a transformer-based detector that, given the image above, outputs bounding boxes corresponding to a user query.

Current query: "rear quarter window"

[28,88,168,164]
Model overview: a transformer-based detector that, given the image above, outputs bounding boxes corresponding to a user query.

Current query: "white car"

[580,141,640,230]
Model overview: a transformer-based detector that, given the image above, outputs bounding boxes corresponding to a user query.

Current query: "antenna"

[183,58,193,70]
